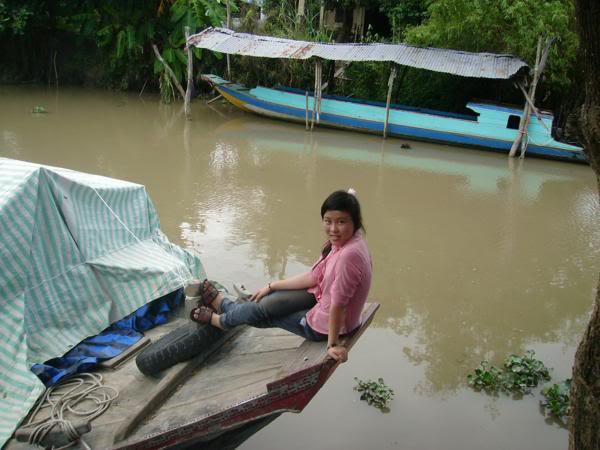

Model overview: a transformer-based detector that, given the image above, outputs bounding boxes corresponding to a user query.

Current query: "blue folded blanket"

[32,289,184,386]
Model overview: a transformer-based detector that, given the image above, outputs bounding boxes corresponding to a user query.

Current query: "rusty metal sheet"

[188,27,528,80]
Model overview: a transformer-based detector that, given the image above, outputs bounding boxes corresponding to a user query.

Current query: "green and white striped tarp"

[0,158,204,447]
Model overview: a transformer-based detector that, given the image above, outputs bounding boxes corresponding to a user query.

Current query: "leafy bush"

[354,377,394,411]
[404,0,579,106]
[541,379,571,419]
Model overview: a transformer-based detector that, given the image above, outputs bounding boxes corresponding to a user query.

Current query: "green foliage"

[378,0,430,41]
[468,352,573,422]
[404,0,579,103]
[0,0,581,114]
[541,379,571,419]
[156,0,227,101]
[502,350,551,392]
[336,26,387,101]
[264,0,332,42]
[159,70,176,104]
[0,2,33,35]
[0,0,226,90]
[354,377,394,411]
[234,0,333,91]
[467,350,551,394]
[466,361,505,392]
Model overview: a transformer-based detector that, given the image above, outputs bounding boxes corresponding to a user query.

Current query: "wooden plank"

[112,326,245,444]
[98,336,151,370]
[226,333,304,355]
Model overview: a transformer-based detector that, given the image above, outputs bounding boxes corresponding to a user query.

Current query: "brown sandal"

[189,306,213,324]
[184,279,219,307]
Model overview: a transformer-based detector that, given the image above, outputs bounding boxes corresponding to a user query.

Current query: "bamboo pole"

[509,37,553,158]
[316,61,322,124]
[383,65,397,139]
[319,2,325,30]
[297,0,306,19]
[311,61,319,130]
[53,51,58,88]
[184,27,193,120]
[516,40,542,158]
[509,38,541,158]
[305,91,309,129]
[152,44,186,99]
[226,0,231,80]
[519,37,554,158]
[515,82,550,131]
[207,94,223,104]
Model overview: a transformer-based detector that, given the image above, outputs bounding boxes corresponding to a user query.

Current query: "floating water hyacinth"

[467,350,551,394]
[354,377,394,411]
[541,379,571,419]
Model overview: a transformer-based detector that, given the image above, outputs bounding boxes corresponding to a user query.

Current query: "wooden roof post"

[316,60,323,124]
[305,91,309,130]
[383,65,397,139]
[311,60,318,130]
[184,26,193,120]
[226,0,231,80]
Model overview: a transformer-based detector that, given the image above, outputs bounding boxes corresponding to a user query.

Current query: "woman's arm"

[251,271,316,301]
[327,304,348,362]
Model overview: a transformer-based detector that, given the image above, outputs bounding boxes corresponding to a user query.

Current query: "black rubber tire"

[136,323,223,375]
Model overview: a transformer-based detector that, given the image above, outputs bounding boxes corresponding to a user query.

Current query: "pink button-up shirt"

[306,233,372,335]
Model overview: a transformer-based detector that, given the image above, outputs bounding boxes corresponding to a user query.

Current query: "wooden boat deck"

[8,303,379,450]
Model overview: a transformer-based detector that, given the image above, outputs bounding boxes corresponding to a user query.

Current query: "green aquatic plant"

[467,360,505,392]
[354,377,394,411]
[502,350,551,393]
[541,379,571,419]
[467,350,551,394]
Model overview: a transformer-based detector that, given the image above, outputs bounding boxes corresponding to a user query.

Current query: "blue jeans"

[218,289,328,342]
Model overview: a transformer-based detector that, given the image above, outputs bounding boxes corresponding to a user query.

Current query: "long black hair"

[320,190,365,258]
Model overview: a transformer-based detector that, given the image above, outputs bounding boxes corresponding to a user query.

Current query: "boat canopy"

[0,158,204,447]
[188,27,529,80]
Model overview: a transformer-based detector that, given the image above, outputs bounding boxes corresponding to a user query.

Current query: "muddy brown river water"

[1,86,599,450]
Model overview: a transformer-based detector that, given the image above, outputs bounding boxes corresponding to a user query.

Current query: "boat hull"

[204,75,586,164]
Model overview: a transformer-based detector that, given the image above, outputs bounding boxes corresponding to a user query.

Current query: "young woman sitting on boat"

[187,189,372,363]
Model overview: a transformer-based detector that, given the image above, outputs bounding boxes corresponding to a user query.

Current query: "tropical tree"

[404,0,579,108]
[569,0,600,448]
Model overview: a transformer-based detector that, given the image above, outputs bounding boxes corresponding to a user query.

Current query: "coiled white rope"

[24,373,118,449]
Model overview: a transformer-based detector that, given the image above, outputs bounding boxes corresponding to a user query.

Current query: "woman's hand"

[250,285,271,302]
[327,345,348,363]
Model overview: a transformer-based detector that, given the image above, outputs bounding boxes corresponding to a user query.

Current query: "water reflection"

[184,113,599,397]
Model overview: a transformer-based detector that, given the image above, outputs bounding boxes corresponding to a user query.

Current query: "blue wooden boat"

[202,74,586,164]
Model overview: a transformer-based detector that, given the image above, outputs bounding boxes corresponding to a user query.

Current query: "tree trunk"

[570,2,600,450]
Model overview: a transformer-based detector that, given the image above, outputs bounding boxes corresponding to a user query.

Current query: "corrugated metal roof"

[188,27,528,80]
